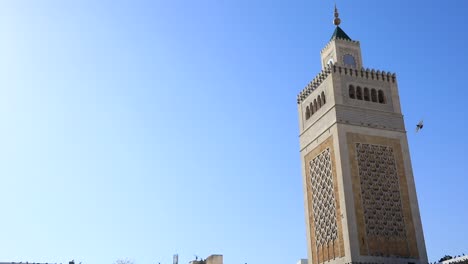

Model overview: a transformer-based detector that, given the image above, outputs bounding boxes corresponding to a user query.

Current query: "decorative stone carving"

[355,143,407,239]
[309,148,338,246]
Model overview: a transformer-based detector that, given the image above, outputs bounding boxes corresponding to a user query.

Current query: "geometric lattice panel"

[355,143,407,239]
[309,148,338,246]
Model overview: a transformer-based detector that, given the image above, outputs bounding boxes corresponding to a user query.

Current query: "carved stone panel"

[310,148,338,246]
[304,136,345,264]
[355,143,407,239]
[347,133,419,258]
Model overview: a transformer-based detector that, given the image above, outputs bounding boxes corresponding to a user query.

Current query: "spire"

[333,4,341,26]
[330,4,352,41]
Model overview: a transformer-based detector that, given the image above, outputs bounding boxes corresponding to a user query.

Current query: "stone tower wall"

[298,38,427,264]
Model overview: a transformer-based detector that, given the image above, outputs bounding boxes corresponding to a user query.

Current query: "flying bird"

[416,120,424,132]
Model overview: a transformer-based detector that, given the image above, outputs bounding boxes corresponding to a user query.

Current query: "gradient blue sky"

[0,1,466,264]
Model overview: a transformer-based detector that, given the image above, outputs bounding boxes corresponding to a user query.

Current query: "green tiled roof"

[331,26,352,41]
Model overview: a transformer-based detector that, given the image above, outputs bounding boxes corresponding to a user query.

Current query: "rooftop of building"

[331,26,352,41]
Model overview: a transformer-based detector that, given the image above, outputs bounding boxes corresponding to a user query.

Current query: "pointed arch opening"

[313,99,318,112]
[378,90,386,104]
[318,95,322,108]
[349,85,355,99]
[371,89,377,102]
[305,106,311,120]
[356,86,363,100]
[321,91,326,104]
[364,87,370,101]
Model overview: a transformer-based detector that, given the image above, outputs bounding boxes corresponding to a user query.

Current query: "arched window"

[310,102,314,114]
[349,85,355,99]
[318,95,322,108]
[313,99,318,112]
[378,90,385,104]
[364,87,370,101]
[343,54,356,68]
[305,106,311,120]
[371,89,377,102]
[321,92,326,104]
[356,86,363,100]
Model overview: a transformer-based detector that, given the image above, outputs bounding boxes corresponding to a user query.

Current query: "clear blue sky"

[0,1,466,263]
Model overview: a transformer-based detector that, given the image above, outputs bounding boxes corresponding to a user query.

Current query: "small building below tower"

[189,255,223,264]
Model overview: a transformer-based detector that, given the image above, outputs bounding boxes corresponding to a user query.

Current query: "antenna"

[173,254,179,264]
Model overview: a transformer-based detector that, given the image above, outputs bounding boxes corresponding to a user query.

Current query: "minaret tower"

[297,7,427,264]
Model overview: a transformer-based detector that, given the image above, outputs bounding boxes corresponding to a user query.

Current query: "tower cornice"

[321,38,360,55]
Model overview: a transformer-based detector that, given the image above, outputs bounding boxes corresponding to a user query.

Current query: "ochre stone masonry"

[355,143,407,240]
[310,148,338,246]
[347,133,419,258]
[305,136,345,264]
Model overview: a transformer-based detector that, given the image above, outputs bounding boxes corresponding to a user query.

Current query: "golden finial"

[333,4,341,26]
